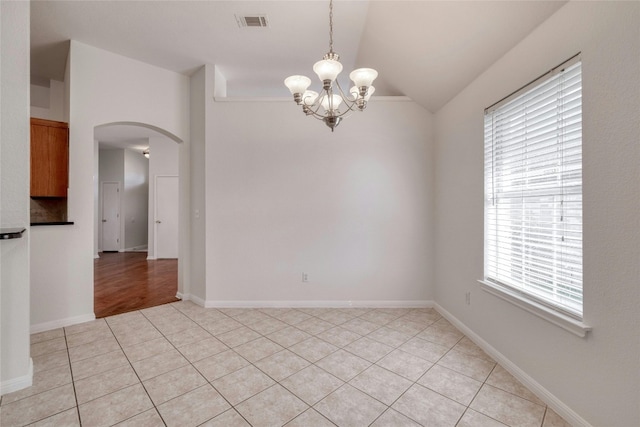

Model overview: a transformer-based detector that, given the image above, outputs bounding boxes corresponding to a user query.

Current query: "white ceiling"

[94,124,172,152]
[30,0,565,113]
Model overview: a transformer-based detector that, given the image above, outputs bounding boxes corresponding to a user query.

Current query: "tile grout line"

[8,326,83,426]
[17,304,556,427]
[453,360,500,427]
[189,307,294,425]
[187,305,365,425]
[229,307,433,426]
[140,305,254,427]
[320,309,509,426]
[105,312,170,426]
[20,308,437,426]
[365,326,467,427]
[62,327,84,426]
[14,328,81,426]
[194,306,531,425]
[243,307,385,426]
[231,307,445,426]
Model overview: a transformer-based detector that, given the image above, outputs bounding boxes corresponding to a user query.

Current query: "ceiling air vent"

[236,14,269,28]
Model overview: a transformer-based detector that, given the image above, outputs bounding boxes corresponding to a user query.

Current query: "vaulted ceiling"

[30,1,565,114]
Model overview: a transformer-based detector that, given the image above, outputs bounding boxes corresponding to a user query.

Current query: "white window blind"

[484,58,583,319]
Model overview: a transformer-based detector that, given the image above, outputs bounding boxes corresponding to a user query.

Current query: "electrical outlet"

[465,291,471,305]
[302,273,309,283]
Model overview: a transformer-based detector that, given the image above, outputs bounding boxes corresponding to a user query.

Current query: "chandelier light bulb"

[284,75,312,96]
[320,93,343,112]
[349,68,378,89]
[302,90,319,106]
[313,59,343,85]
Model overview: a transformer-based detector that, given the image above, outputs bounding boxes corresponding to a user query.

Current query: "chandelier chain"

[329,0,334,53]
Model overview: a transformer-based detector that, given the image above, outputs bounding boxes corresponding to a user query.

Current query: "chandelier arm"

[302,101,330,121]
[307,101,324,115]
[304,103,339,121]
[327,85,359,117]
[307,112,332,121]
[304,95,353,120]
[333,107,355,118]
[333,78,359,104]
[306,107,354,121]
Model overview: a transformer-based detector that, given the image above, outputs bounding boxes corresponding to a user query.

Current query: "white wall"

[433,2,639,426]
[147,136,179,259]
[31,83,49,108]
[124,148,149,250]
[0,0,32,394]
[30,41,190,330]
[204,96,434,306]
[186,65,211,303]
[99,149,124,182]
[30,79,65,122]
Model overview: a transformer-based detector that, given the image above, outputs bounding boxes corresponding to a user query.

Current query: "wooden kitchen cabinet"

[30,118,69,197]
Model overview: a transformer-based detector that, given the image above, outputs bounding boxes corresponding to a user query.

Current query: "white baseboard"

[202,300,433,309]
[30,313,96,334]
[174,296,433,310]
[433,303,591,427]
[125,245,148,252]
[1,358,33,396]
[177,292,206,307]
[146,255,156,260]
[94,253,100,259]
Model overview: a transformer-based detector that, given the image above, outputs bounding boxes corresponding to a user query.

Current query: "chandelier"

[284,0,378,131]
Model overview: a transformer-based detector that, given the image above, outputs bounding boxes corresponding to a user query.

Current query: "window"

[483,56,583,320]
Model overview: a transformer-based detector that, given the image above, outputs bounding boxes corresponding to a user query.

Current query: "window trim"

[482,55,589,336]
[478,280,591,337]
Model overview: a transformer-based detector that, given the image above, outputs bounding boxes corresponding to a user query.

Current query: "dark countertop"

[31,222,74,226]
[1,228,26,239]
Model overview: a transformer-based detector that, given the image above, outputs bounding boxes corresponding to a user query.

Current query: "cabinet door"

[48,125,69,197]
[30,119,69,197]
[30,123,51,196]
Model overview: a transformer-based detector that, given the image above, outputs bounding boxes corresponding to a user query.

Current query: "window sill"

[478,280,592,338]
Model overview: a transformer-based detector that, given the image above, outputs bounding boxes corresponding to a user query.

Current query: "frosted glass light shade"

[349,68,378,88]
[320,94,342,112]
[350,85,375,101]
[284,75,312,95]
[313,59,343,82]
[302,90,319,106]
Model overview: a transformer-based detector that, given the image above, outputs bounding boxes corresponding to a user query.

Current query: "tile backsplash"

[30,198,67,223]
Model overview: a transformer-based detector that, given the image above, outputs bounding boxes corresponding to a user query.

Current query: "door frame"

[100,181,121,252]
[94,122,185,306]
[154,174,179,259]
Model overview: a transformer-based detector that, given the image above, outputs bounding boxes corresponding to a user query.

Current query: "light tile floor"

[0,302,572,427]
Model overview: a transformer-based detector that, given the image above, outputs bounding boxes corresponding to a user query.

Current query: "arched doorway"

[93,122,182,317]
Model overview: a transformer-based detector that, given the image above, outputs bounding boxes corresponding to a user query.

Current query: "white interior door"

[155,175,179,259]
[102,182,120,251]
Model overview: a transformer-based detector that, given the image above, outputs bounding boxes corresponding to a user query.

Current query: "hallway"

[94,252,178,318]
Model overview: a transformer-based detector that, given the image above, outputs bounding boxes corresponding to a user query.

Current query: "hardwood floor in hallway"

[94,252,179,318]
